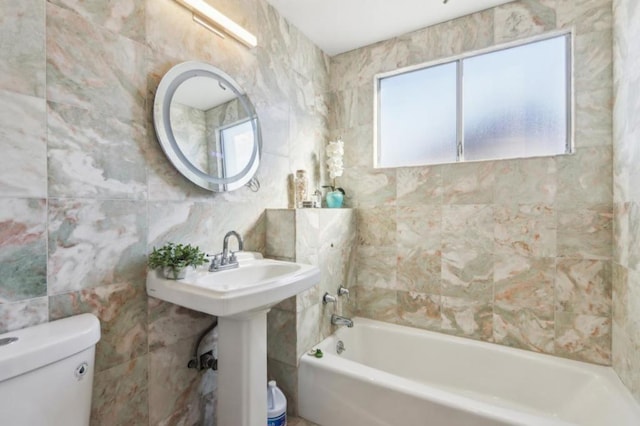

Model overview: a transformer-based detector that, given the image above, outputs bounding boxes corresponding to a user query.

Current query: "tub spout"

[331,314,354,328]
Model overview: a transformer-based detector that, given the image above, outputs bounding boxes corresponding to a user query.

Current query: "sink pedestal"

[217,309,269,426]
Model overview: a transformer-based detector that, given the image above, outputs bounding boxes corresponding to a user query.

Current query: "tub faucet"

[210,231,243,272]
[331,314,354,328]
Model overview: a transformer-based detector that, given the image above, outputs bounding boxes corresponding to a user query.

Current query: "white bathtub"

[298,318,640,426]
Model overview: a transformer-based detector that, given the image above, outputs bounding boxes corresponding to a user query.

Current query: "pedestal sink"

[146,252,320,426]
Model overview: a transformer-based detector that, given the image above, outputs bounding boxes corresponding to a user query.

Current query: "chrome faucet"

[331,314,354,328]
[222,231,243,262]
[209,231,244,272]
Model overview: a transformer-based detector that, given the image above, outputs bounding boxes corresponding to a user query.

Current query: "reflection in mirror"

[154,61,261,192]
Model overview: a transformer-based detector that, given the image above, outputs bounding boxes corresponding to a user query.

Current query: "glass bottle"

[294,170,308,208]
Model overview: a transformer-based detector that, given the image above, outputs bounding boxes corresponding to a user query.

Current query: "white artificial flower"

[327,138,344,180]
[326,140,344,157]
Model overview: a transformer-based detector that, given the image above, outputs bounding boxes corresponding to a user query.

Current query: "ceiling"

[265,0,514,56]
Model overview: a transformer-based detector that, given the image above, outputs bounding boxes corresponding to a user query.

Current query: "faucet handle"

[208,254,221,271]
[229,251,237,264]
[323,292,337,304]
[338,286,350,300]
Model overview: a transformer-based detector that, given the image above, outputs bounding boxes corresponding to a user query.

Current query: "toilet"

[0,314,101,426]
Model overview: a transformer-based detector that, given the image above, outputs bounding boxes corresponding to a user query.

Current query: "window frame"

[373,29,574,169]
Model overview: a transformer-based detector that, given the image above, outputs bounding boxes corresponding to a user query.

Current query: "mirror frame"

[153,61,262,191]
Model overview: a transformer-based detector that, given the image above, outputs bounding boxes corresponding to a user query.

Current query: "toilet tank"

[0,314,101,426]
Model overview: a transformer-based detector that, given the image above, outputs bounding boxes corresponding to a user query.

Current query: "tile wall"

[265,208,357,415]
[331,0,615,364]
[0,0,329,423]
[612,0,640,403]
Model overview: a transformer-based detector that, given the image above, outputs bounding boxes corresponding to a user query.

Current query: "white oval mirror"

[153,61,261,192]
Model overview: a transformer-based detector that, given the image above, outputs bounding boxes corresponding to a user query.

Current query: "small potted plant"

[148,242,207,279]
[323,138,346,208]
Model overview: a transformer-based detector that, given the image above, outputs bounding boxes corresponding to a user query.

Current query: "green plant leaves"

[148,243,207,270]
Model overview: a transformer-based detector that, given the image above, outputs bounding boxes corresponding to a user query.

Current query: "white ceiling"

[265,0,514,56]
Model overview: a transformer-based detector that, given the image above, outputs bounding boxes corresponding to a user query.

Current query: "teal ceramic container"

[325,191,344,208]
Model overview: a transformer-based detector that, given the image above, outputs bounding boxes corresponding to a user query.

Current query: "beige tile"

[397,248,441,294]
[397,205,441,251]
[493,309,554,354]
[494,157,557,205]
[297,304,321,359]
[396,165,443,206]
[266,209,296,259]
[442,205,494,298]
[0,297,48,334]
[47,101,147,199]
[91,356,149,426]
[49,281,148,372]
[556,147,613,209]
[0,199,47,303]
[556,259,612,315]
[148,337,214,425]
[48,199,147,295]
[440,295,493,341]
[356,286,399,323]
[494,255,555,316]
[555,312,611,365]
[493,0,556,43]
[357,206,397,246]
[356,246,397,290]
[397,10,494,67]
[557,206,613,259]
[397,291,441,332]
[442,161,495,205]
[0,91,47,197]
[49,0,146,43]
[268,358,299,416]
[46,3,147,120]
[557,0,613,33]
[342,166,397,208]
[267,308,297,366]
[0,0,45,97]
[147,296,215,352]
[494,203,556,258]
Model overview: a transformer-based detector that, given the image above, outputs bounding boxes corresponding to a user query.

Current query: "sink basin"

[146,251,320,317]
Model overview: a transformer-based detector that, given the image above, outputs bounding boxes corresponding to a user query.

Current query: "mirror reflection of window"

[219,118,256,180]
[220,119,251,177]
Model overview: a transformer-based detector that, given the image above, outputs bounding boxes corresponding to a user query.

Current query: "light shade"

[174,0,258,48]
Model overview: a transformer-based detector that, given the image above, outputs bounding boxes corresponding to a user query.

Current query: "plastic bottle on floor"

[267,380,287,426]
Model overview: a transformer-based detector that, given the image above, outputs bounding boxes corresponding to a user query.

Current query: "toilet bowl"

[0,314,101,426]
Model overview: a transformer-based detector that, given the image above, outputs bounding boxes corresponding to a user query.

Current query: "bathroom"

[0,0,639,424]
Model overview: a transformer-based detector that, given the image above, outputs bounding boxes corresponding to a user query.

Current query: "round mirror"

[153,61,261,192]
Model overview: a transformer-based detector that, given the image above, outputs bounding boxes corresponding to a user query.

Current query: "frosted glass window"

[463,36,568,161]
[375,33,572,168]
[378,62,458,167]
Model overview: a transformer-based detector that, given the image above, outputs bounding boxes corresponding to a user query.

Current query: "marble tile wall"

[0,0,329,424]
[265,208,357,415]
[612,0,640,403]
[331,0,615,365]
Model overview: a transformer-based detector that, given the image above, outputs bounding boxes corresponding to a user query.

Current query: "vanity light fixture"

[174,0,258,48]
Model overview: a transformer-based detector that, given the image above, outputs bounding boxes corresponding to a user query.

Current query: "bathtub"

[298,318,640,426]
